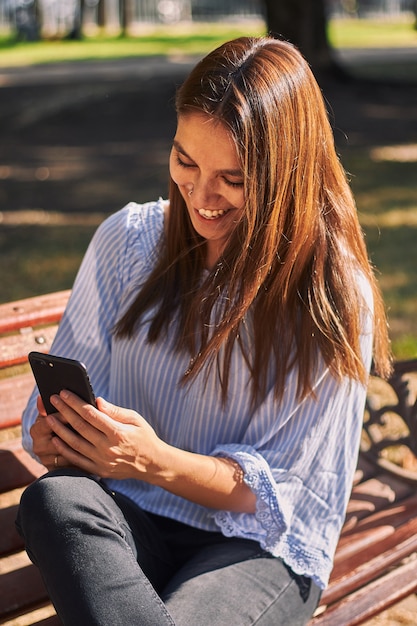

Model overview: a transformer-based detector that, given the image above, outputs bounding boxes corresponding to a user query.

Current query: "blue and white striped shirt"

[22,200,373,589]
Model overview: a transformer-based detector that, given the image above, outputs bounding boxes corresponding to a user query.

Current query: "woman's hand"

[46,391,166,481]
[47,389,256,513]
[30,395,75,470]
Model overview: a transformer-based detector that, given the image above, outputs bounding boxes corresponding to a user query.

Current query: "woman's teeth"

[198,208,229,220]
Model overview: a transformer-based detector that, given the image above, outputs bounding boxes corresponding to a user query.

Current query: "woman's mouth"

[197,208,231,220]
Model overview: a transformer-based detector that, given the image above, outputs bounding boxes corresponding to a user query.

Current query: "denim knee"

[16,469,101,552]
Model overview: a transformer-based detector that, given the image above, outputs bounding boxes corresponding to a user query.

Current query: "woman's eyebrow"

[173,139,189,156]
[220,168,243,177]
[172,140,243,177]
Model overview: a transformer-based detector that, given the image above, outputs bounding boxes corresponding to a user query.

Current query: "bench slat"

[340,496,417,542]
[0,438,46,493]
[0,291,70,335]
[0,373,35,430]
[0,325,59,370]
[323,510,417,606]
[1,603,60,626]
[30,614,61,626]
[352,455,382,485]
[0,552,50,618]
[33,616,61,626]
[0,506,24,556]
[343,474,413,529]
[0,289,416,626]
[335,481,417,565]
[311,557,417,626]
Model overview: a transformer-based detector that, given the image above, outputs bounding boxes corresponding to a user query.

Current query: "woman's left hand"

[47,391,166,481]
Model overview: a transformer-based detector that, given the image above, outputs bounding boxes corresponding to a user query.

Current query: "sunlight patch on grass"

[0,17,416,69]
[371,144,417,163]
[329,17,417,48]
[359,208,417,227]
[356,187,417,215]
[0,22,265,67]
[0,210,107,226]
[342,153,416,216]
[380,271,411,291]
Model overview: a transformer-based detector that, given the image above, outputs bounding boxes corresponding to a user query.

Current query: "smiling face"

[169,112,245,269]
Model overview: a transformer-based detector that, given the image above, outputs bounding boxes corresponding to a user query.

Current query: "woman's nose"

[191,177,218,207]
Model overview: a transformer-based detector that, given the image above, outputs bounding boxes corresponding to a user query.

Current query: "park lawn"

[0,16,416,68]
[0,213,101,302]
[0,23,266,67]
[0,17,416,358]
[342,150,417,358]
[329,15,417,48]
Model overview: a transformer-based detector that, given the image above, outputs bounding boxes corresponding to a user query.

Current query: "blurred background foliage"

[0,0,416,358]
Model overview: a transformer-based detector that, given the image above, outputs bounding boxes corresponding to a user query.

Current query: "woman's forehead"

[174,113,241,170]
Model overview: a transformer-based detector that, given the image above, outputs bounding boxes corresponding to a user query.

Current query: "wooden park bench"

[0,290,417,625]
[0,290,70,626]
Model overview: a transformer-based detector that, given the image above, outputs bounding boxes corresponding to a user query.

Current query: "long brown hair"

[115,36,392,406]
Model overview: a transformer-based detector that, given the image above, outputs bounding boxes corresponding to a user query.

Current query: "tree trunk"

[263,0,340,76]
[67,0,85,39]
[120,0,134,36]
[97,0,106,29]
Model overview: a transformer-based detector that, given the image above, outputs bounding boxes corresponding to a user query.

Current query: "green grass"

[342,151,417,358]
[329,17,417,82]
[329,16,417,48]
[0,16,416,68]
[0,22,265,67]
[0,220,99,301]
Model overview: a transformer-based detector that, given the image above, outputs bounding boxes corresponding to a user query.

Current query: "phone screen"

[28,351,96,414]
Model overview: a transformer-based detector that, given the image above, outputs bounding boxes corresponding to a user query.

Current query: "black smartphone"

[28,351,97,415]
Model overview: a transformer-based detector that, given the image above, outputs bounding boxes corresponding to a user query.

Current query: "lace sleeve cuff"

[211,445,290,554]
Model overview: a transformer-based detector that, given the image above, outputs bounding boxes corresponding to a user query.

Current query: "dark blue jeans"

[16,470,321,625]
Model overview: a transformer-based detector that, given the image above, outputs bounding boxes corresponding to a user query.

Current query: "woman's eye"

[224,178,244,188]
[176,155,195,168]
[174,151,243,188]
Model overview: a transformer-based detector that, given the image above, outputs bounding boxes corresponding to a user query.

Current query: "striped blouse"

[22,199,373,589]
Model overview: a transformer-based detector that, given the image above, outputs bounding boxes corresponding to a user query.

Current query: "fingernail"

[46,414,56,427]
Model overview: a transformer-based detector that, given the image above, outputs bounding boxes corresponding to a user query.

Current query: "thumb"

[96,396,118,416]
[96,397,138,425]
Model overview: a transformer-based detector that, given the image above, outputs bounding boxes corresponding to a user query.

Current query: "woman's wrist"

[148,442,256,513]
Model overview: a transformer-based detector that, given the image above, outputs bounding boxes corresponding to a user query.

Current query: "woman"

[17,36,391,625]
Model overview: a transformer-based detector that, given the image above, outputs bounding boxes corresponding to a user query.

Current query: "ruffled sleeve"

[21,200,165,458]
[211,281,374,588]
